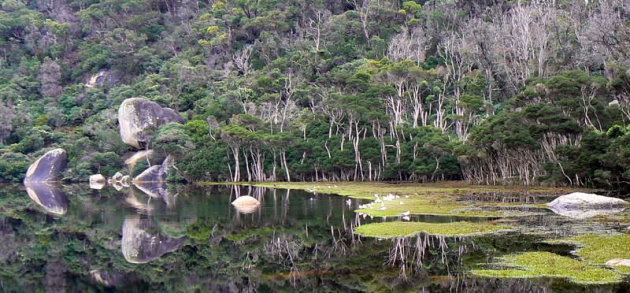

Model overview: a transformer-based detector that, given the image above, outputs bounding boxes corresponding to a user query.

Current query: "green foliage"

[0,151,30,182]
[0,0,627,188]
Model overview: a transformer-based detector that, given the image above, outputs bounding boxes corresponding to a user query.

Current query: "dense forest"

[1,0,630,189]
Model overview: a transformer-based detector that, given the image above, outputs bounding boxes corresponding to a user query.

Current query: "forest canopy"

[1,0,630,190]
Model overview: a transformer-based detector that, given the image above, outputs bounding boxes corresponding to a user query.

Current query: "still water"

[0,183,629,292]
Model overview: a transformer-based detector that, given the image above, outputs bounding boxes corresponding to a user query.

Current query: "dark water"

[0,183,628,292]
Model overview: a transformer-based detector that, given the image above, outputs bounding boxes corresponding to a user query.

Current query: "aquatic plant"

[472,251,622,284]
[549,234,630,273]
[354,221,513,238]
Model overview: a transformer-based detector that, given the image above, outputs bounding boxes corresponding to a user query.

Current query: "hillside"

[1,0,630,189]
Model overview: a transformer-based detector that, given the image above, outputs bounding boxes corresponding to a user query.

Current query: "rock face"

[118,98,184,148]
[133,155,174,183]
[231,196,261,214]
[547,192,628,219]
[121,215,184,264]
[24,182,68,215]
[24,148,67,183]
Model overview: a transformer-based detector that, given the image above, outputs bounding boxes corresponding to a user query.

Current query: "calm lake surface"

[1,183,629,292]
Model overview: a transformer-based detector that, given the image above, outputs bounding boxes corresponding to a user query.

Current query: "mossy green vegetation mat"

[230,181,578,200]
[355,195,522,217]
[548,234,630,274]
[218,181,577,217]
[472,251,622,284]
[354,221,513,238]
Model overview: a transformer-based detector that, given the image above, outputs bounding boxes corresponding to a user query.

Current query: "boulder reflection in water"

[121,215,185,264]
[24,182,68,216]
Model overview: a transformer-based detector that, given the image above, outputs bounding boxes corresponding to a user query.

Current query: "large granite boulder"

[133,155,174,183]
[547,192,628,219]
[118,98,184,148]
[24,182,68,215]
[24,148,67,183]
[121,215,184,264]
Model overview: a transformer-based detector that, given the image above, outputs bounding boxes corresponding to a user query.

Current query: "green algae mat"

[354,221,514,238]
[226,181,575,217]
[472,251,623,284]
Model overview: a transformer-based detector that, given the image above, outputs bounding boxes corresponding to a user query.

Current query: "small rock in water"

[109,172,124,183]
[121,175,131,186]
[606,259,630,267]
[232,196,261,214]
[89,174,106,190]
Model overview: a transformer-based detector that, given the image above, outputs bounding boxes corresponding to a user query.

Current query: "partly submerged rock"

[547,192,627,219]
[120,175,131,187]
[118,98,184,148]
[133,155,174,183]
[89,174,106,190]
[24,182,68,215]
[89,174,106,184]
[606,259,630,267]
[548,192,628,208]
[109,172,124,183]
[121,215,184,264]
[231,196,261,214]
[24,148,67,183]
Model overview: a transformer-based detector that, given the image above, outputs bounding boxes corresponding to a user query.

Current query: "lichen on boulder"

[118,98,184,149]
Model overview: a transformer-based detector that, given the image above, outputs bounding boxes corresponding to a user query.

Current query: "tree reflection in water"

[0,183,627,292]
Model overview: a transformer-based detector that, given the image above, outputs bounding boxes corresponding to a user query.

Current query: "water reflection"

[121,215,185,264]
[1,183,629,292]
[24,182,68,215]
[134,181,177,208]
